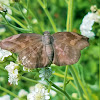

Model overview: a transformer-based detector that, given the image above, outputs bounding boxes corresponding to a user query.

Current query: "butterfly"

[0,31,89,68]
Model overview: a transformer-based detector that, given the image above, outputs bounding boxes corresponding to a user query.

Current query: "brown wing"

[0,33,50,68]
[18,41,50,68]
[52,32,89,66]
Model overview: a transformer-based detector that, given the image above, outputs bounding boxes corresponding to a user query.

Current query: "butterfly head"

[43,31,50,36]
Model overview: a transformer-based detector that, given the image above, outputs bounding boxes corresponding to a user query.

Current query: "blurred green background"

[0,0,100,100]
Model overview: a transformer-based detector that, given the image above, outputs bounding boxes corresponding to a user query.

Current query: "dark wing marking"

[52,32,89,66]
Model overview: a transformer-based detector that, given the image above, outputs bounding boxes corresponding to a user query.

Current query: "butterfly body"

[0,31,89,68]
[42,31,54,62]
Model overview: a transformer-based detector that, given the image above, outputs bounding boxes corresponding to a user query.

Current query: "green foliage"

[0,0,99,100]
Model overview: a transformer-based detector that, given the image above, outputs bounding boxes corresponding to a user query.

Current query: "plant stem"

[0,66,71,99]
[63,66,68,91]
[46,79,71,100]
[21,76,39,83]
[70,0,73,31]
[21,75,77,98]
[7,14,27,29]
[21,76,66,96]
[43,0,47,8]
[1,21,30,32]
[48,83,52,93]
[17,3,33,32]
[26,0,30,16]
[72,65,90,100]
[37,0,57,32]
[0,67,64,97]
[63,66,69,100]
[53,72,73,80]
[70,81,77,90]
[7,26,18,35]
[1,16,30,33]
[66,0,70,31]
[69,66,84,100]
[0,86,19,99]
[1,3,20,15]
[21,76,70,98]
[21,75,71,99]
[98,42,100,88]
[1,67,71,99]
[66,0,73,32]
[23,4,45,32]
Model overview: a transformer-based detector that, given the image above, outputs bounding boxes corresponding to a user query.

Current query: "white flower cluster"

[5,62,19,85]
[0,4,7,13]
[18,89,28,97]
[0,95,10,100]
[0,48,12,61]
[39,67,52,81]
[13,84,50,100]
[0,0,12,20]
[90,5,97,13]
[80,5,100,38]
[27,83,50,100]
[80,12,95,38]
[13,89,28,100]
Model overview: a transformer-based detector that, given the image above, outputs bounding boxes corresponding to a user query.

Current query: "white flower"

[0,48,12,61]
[91,12,100,23]
[80,12,95,38]
[27,83,50,100]
[29,86,35,93]
[22,8,27,13]
[80,30,95,38]
[29,81,47,93]
[0,77,4,81]
[23,67,31,72]
[13,89,28,100]
[13,98,19,100]
[50,90,56,97]
[0,95,10,100]
[8,69,19,85]
[72,93,78,98]
[90,5,97,13]
[80,11,100,38]
[39,67,52,81]
[0,1,10,13]
[32,18,38,24]
[0,0,12,20]
[0,4,7,13]
[0,27,6,33]
[18,89,28,97]
[5,62,19,85]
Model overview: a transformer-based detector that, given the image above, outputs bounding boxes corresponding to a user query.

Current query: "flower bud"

[0,5,7,14]
[90,5,97,13]
[96,9,100,15]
